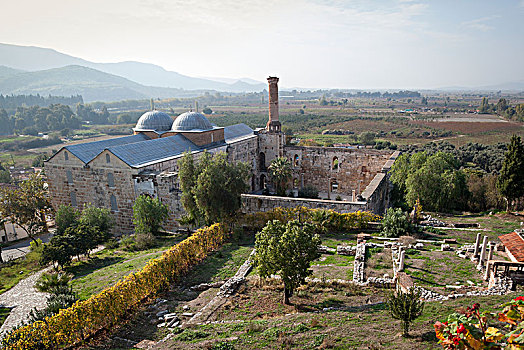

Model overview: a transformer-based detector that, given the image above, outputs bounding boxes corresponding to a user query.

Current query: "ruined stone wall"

[284,146,393,200]
[241,194,367,213]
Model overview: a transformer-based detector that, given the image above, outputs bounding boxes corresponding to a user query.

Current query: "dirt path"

[0,268,49,336]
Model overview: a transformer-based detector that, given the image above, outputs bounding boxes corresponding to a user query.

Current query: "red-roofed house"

[499,231,524,263]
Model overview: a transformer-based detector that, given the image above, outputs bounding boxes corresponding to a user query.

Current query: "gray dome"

[172,111,213,131]
[135,111,173,132]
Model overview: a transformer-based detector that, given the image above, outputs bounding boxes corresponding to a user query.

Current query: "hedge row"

[2,223,228,349]
[242,206,381,232]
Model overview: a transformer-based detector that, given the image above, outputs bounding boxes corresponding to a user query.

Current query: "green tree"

[253,220,321,305]
[0,175,50,245]
[55,205,80,235]
[132,195,169,235]
[479,97,490,114]
[387,288,425,337]
[202,107,213,114]
[193,152,249,224]
[79,205,113,244]
[497,135,524,211]
[381,208,413,238]
[178,152,200,224]
[393,152,469,212]
[358,131,376,145]
[268,157,292,196]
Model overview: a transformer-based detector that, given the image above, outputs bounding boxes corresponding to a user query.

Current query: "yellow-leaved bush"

[243,206,380,232]
[2,223,227,349]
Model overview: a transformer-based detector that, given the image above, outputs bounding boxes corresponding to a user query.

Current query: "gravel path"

[0,269,49,337]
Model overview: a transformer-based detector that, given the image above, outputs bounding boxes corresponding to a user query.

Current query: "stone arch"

[251,175,256,192]
[294,154,300,167]
[260,174,266,189]
[332,156,339,171]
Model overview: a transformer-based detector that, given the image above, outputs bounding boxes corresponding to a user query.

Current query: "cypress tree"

[497,135,524,211]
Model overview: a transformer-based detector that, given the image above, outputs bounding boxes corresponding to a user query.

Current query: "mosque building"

[45,77,398,232]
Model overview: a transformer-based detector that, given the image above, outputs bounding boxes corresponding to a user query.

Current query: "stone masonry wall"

[283,146,394,200]
[241,194,367,213]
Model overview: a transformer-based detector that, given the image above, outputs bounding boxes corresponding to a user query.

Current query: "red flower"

[457,324,466,334]
[514,296,524,302]
[453,336,460,345]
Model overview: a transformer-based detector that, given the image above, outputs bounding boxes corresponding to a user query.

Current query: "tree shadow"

[66,256,125,279]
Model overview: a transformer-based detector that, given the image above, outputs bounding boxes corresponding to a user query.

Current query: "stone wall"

[283,146,395,200]
[241,194,368,213]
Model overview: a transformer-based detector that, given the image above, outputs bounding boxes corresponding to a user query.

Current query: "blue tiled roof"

[224,123,254,143]
[64,134,149,164]
[106,134,201,168]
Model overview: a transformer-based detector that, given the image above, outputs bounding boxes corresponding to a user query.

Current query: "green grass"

[0,246,44,295]
[179,242,254,286]
[0,307,10,328]
[69,235,187,300]
[163,293,520,349]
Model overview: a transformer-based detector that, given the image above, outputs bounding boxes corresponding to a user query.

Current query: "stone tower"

[266,76,281,133]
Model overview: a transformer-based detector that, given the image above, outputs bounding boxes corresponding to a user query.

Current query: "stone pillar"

[473,233,482,258]
[352,190,356,202]
[477,236,488,269]
[398,250,405,272]
[487,242,494,261]
[266,77,281,133]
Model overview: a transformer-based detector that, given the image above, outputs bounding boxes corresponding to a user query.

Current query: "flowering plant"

[435,297,524,349]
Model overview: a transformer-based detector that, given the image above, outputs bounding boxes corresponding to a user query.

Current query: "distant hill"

[0,65,212,102]
[0,43,265,92]
[0,65,25,79]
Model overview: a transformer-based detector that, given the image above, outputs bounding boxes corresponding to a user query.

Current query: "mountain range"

[0,43,522,103]
[0,43,266,102]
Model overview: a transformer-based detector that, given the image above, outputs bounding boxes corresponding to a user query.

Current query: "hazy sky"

[1,0,523,89]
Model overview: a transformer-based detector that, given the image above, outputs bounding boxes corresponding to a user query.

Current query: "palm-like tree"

[268,157,292,196]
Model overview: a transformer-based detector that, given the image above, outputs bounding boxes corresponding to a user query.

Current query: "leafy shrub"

[133,195,169,236]
[298,185,319,199]
[120,233,155,252]
[35,273,72,293]
[244,207,380,233]
[381,207,413,238]
[387,288,424,337]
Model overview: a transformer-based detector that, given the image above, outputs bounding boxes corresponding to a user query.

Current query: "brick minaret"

[266,76,281,133]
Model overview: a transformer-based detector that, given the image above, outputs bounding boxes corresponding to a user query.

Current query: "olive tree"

[253,220,321,305]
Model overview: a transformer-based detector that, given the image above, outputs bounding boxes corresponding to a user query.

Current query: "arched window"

[332,157,339,171]
[70,192,77,207]
[331,180,339,192]
[259,152,266,170]
[107,173,115,188]
[106,153,111,163]
[64,151,69,161]
[293,178,298,188]
[110,194,118,211]
[294,154,299,167]
[66,170,73,184]
[251,175,256,192]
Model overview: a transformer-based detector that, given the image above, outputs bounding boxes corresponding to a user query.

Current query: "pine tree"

[497,135,524,211]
